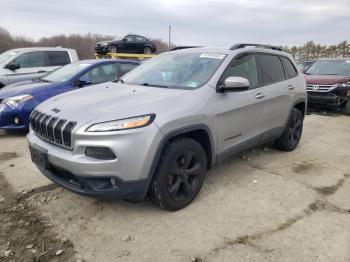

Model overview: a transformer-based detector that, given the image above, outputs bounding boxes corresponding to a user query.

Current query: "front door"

[216,53,266,156]
[6,51,47,85]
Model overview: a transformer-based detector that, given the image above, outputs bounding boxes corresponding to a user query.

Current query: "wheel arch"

[148,124,215,181]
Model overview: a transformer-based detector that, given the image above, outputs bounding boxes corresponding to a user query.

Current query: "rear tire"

[150,137,207,211]
[275,108,303,151]
[144,47,152,54]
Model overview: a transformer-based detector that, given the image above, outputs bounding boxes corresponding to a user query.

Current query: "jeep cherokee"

[27,44,306,211]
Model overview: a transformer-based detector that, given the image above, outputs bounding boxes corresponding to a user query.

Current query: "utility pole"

[168,25,172,50]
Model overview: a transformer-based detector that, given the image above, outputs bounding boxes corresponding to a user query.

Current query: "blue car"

[0,59,140,130]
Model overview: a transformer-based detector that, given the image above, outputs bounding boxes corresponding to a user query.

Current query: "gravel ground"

[0,113,349,262]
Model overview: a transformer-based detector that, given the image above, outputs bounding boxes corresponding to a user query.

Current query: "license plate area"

[29,145,48,170]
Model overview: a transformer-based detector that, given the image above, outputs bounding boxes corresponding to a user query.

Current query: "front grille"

[307,84,338,93]
[30,110,77,149]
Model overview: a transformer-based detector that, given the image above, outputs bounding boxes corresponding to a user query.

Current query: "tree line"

[0,26,170,59]
[281,41,350,60]
[0,25,349,60]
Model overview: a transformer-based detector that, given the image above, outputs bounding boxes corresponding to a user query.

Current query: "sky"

[0,0,349,47]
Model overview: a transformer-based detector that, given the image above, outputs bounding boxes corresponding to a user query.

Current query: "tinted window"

[124,35,135,42]
[14,52,45,68]
[258,54,285,85]
[220,53,258,89]
[281,56,298,78]
[119,63,138,76]
[135,36,146,43]
[83,63,117,84]
[47,51,70,66]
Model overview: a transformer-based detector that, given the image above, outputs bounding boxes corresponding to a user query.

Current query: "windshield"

[41,62,92,83]
[121,52,227,89]
[305,60,350,76]
[0,50,18,64]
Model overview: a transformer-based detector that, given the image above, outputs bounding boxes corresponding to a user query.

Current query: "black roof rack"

[169,46,202,51]
[230,43,282,51]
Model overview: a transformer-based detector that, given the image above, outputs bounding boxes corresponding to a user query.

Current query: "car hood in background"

[36,83,192,127]
[0,80,60,99]
[305,75,350,85]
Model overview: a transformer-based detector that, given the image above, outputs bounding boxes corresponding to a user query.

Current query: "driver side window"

[82,63,117,85]
[220,53,258,89]
[13,52,45,68]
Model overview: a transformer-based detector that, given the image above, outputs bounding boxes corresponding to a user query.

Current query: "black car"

[95,34,157,55]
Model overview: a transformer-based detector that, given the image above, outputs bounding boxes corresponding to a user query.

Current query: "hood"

[305,74,350,85]
[36,83,192,127]
[0,79,60,99]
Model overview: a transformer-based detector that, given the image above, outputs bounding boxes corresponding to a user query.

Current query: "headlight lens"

[86,114,155,132]
[101,42,109,46]
[3,94,33,107]
[339,82,350,88]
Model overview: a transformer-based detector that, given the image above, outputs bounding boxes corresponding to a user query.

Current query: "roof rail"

[230,43,282,51]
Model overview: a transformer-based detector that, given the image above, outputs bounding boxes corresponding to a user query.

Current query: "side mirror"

[76,76,92,87]
[5,61,20,71]
[218,76,250,92]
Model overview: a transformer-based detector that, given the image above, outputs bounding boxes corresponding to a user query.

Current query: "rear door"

[135,36,147,53]
[6,51,46,84]
[216,53,266,156]
[257,53,294,140]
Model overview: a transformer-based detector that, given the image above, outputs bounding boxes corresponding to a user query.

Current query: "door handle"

[287,85,295,90]
[255,93,265,99]
[37,70,47,73]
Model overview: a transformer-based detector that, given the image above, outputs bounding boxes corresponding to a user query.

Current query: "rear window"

[281,56,298,78]
[119,63,138,76]
[47,51,70,66]
[258,54,285,85]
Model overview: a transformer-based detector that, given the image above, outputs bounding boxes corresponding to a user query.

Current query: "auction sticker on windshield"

[199,54,226,59]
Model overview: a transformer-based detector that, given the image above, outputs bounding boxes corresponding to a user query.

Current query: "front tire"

[150,138,207,211]
[108,45,118,53]
[275,108,303,151]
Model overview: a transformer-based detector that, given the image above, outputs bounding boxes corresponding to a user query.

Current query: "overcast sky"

[0,0,349,47]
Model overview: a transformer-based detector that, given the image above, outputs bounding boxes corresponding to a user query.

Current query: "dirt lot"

[0,114,350,262]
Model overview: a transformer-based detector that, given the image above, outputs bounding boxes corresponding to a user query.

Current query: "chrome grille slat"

[306,84,337,92]
[31,110,75,150]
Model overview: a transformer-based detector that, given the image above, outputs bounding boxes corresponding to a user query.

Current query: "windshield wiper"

[40,78,53,83]
[141,83,169,88]
[113,78,124,83]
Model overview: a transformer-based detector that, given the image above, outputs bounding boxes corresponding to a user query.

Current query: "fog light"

[85,147,116,160]
[110,178,118,188]
[14,117,20,125]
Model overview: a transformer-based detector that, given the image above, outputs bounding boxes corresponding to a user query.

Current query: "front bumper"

[27,122,163,200]
[0,103,30,130]
[307,92,348,108]
[94,45,109,54]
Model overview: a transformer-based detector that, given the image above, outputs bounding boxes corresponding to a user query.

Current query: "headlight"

[86,114,155,132]
[101,42,109,46]
[3,94,33,107]
[339,82,350,88]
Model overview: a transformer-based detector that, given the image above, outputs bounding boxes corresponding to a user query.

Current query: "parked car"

[95,34,157,54]
[0,59,139,130]
[27,44,306,211]
[0,47,79,88]
[296,60,314,72]
[304,58,350,109]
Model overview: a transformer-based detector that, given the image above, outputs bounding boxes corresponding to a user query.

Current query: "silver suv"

[0,47,79,88]
[27,44,306,211]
